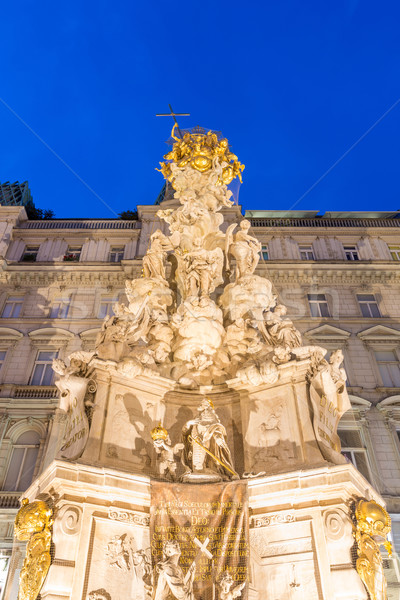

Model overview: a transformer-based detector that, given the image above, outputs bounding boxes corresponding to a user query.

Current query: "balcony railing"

[20,219,140,230]
[12,386,58,399]
[0,492,21,508]
[249,218,400,228]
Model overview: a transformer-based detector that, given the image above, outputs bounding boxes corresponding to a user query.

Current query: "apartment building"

[0,183,400,596]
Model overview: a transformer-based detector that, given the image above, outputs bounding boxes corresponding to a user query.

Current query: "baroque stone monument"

[6,125,392,600]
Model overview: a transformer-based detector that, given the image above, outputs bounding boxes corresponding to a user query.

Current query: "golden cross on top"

[156,104,190,138]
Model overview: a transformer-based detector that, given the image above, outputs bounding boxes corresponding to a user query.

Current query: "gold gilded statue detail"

[355,499,392,600]
[158,125,244,186]
[14,498,53,600]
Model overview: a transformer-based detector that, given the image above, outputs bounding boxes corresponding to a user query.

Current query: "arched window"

[2,431,40,491]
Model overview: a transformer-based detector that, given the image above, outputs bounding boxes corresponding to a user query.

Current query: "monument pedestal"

[5,460,374,600]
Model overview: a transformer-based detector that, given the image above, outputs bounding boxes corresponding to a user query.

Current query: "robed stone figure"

[154,540,195,600]
[181,398,238,482]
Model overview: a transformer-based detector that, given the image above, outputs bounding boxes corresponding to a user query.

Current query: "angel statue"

[225,220,262,281]
[217,572,245,600]
[142,229,173,281]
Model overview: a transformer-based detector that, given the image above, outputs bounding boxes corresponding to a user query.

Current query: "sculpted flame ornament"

[355,499,391,600]
[14,498,53,600]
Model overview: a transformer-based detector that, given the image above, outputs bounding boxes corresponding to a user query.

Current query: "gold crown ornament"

[151,423,168,441]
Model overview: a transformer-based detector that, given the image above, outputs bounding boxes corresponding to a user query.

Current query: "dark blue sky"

[1,1,400,217]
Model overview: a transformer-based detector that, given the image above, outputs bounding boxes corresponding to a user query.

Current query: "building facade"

[1,184,400,597]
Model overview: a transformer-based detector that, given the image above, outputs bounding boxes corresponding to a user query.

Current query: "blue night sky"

[1,1,400,218]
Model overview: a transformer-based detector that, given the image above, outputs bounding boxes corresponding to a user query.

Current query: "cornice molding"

[305,324,351,345]
[0,327,23,345]
[0,270,132,288]
[28,327,75,346]
[257,265,400,286]
[357,325,400,342]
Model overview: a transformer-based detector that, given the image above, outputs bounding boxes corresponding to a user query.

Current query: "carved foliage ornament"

[355,499,392,600]
[14,498,53,600]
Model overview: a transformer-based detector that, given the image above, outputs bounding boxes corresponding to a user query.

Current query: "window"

[1,296,23,318]
[21,246,39,262]
[64,246,81,262]
[344,246,359,261]
[2,431,40,491]
[260,245,269,260]
[49,298,71,319]
[389,246,400,261]
[0,351,6,370]
[0,553,11,596]
[357,294,381,318]
[98,297,118,319]
[30,351,58,386]
[307,294,330,317]
[374,351,400,387]
[299,245,314,260]
[338,429,372,483]
[109,247,125,262]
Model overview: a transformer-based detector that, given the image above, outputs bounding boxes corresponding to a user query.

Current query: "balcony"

[0,492,21,509]
[0,384,58,399]
[12,385,58,399]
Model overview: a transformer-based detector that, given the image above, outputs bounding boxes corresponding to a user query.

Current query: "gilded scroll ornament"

[158,124,245,185]
[14,498,53,600]
[355,499,391,600]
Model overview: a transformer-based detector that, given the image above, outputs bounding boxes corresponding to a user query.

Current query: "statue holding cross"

[156,104,190,139]
[154,537,213,600]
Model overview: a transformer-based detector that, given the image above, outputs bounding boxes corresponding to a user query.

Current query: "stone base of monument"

[4,460,374,600]
[53,352,347,484]
[180,470,223,483]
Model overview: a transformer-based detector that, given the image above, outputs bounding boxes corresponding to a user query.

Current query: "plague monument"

[5,123,393,600]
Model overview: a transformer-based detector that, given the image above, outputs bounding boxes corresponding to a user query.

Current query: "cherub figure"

[105,535,130,570]
[151,425,184,481]
[217,572,245,600]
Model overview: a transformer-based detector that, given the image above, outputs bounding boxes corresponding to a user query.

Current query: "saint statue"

[183,238,223,297]
[154,540,195,600]
[225,220,261,281]
[261,304,302,350]
[181,398,239,482]
[142,230,172,281]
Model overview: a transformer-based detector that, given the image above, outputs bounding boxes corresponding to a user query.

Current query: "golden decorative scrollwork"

[354,499,391,600]
[158,124,245,185]
[14,498,53,600]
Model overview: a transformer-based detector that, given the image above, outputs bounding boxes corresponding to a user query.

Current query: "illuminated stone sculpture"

[7,124,391,600]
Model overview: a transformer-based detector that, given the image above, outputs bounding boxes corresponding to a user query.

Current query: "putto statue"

[217,572,245,600]
[181,398,239,483]
[151,423,184,481]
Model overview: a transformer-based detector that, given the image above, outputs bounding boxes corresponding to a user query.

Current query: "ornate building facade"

[0,176,400,598]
